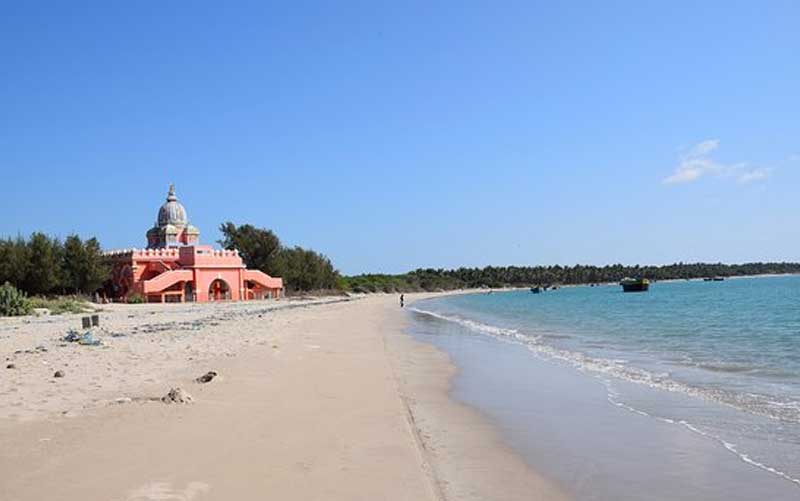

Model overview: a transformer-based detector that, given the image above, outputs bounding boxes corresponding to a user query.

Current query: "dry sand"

[0,294,567,501]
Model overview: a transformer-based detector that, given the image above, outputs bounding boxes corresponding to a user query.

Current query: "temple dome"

[157,184,188,227]
[146,184,199,249]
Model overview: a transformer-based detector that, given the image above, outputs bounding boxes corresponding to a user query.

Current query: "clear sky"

[1,2,798,274]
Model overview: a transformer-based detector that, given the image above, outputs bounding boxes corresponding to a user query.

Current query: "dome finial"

[167,183,177,201]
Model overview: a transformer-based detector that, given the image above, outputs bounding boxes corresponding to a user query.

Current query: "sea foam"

[409,305,800,488]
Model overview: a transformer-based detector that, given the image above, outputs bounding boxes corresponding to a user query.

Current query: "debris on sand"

[161,387,193,404]
[6,363,15,369]
[53,370,65,378]
[195,371,218,384]
[78,332,102,346]
[63,330,81,343]
[62,330,102,346]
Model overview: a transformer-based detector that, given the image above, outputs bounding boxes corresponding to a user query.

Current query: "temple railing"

[104,248,181,259]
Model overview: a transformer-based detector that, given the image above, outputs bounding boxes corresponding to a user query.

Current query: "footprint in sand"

[125,481,210,500]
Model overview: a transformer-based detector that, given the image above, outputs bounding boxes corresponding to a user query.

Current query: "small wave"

[696,361,757,374]
[754,368,800,379]
[682,360,797,379]
[721,440,800,487]
[410,307,800,425]
[605,379,800,488]
[539,333,574,340]
[674,419,800,488]
[410,308,524,339]
[410,305,800,489]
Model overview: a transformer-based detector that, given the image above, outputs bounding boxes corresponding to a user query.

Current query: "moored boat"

[620,277,649,292]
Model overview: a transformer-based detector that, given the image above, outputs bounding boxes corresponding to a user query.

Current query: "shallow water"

[409,276,800,499]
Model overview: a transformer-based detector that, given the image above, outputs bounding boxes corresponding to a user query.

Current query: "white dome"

[157,184,188,227]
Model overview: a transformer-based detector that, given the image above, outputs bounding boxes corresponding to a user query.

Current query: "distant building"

[104,185,283,303]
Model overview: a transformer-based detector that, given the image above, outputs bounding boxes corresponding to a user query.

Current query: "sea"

[408,275,800,500]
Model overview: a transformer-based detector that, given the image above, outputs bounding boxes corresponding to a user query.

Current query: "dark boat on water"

[530,286,541,294]
[620,277,649,292]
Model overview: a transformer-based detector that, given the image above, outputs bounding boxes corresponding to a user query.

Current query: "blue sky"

[1,2,798,274]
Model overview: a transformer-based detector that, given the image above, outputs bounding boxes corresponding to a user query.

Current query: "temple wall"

[193,268,244,302]
[178,246,243,267]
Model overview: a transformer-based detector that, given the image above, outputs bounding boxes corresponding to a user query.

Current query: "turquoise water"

[411,276,800,493]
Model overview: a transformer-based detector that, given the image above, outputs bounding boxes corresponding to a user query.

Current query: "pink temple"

[104,185,283,303]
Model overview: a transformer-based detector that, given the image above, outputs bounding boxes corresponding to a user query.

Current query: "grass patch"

[29,296,94,315]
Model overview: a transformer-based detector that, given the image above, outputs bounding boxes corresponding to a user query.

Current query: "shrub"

[28,296,91,315]
[0,282,33,317]
[127,293,146,304]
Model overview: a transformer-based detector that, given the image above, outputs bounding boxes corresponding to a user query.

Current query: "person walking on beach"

[400,294,405,308]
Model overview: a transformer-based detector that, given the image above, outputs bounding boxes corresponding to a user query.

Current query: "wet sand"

[0,294,566,501]
[408,299,800,501]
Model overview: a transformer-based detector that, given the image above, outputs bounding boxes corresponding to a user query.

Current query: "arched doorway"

[208,279,230,301]
[244,280,260,300]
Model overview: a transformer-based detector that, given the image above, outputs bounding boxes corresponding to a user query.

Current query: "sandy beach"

[0,294,566,501]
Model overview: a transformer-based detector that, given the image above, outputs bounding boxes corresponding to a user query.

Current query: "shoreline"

[410,283,800,500]
[0,293,564,500]
[391,295,569,501]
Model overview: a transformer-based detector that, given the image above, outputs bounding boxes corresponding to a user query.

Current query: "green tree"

[218,222,283,276]
[22,232,61,295]
[62,234,86,293]
[61,235,108,294]
[82,237,108,294]
[276,247,339,292]
[219,222,340,292]
[0,236,30,288]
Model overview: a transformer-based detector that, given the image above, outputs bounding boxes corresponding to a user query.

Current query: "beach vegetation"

[0,282,33,317]
[28,296,93,315]
[0,232,109,297]
[275,246,340,292]
[218,223,283,277]
[341,262,800,293]
[22,232,61,295]
[0,236,29,287]
[62,235,108,295]
[219,222,340,293]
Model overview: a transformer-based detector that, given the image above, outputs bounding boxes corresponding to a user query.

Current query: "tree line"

[341,262,800,293]
[218,222,341,293]
[0,233,108,296]
[3,226,799,298]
